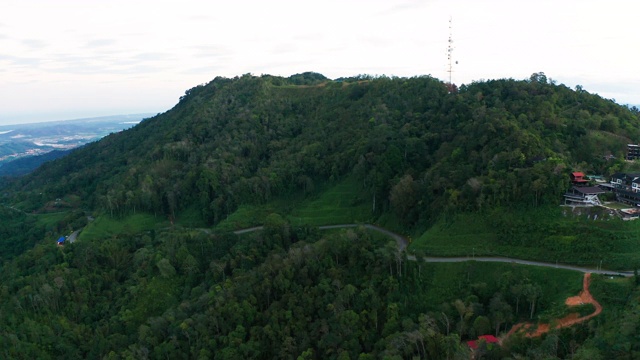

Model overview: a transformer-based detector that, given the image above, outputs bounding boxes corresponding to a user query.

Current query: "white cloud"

[21,38,47,49]
[1,0,639,125]
[84,39,117,48]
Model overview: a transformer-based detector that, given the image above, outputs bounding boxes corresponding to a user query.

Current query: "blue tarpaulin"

[57,236,65,244]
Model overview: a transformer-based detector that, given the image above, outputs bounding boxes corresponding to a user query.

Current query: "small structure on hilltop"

[467,335,499,349]
[570,172,589,186]
[56,236,65,246]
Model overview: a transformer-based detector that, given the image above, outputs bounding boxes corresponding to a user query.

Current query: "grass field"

[212,177,373,231]
[34,212,68,228]
[410,206,640,270]
[213,204,279,232]
[603,202,632,210]
[78,213,168,241]
[175,205,208,228]
[288,177,372,226]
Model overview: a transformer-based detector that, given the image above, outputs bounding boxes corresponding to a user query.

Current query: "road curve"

[232,223,634,277]
[318,224,408,251]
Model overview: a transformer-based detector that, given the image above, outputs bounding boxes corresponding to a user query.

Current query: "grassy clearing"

[34,212,68,228]
[410,211,505,258]
[589,274,635,310]
[214,177,373,231]
[288,177,372,226]
[79,213,167,241]
[213,204,278,232]
[175,205,208,228]
[603,202,632,210]
[410,206,640,270]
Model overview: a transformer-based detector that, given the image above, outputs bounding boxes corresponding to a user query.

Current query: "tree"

[452,299,474,337]
[489,293,512,336]
[389,174,419,223]
[523,283,542,319]
[472,316,491,337]
[529,72,548,84]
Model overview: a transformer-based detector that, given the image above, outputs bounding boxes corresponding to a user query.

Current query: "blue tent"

[57,236,65,245]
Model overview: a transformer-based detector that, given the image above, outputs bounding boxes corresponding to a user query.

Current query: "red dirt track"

[504,273,602,339]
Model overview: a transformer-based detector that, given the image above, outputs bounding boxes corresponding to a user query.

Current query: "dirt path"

[504,273,602,340]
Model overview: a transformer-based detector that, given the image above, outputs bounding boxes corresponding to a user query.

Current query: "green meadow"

[78,213,168,241]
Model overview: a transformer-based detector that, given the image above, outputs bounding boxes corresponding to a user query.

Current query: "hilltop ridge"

[6,72,639,226]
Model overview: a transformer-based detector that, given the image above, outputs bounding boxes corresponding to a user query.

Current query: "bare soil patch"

[504,273,601,340]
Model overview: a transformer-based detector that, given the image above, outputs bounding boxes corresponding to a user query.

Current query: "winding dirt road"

[505,273,602,339]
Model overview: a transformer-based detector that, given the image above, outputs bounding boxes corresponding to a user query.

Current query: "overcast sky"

[1,0,639,125]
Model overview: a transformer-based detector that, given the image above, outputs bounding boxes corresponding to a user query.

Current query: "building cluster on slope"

[563,171,640,220]
[609,172,640,205]
[563,172,605,207]
[627,144,640,160]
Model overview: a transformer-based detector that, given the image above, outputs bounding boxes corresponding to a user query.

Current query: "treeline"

[5,73,638,227]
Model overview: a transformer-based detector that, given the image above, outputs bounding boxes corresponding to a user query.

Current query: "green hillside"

[412,206,640,270]
[7,72,639,228]
[1,72,640,358]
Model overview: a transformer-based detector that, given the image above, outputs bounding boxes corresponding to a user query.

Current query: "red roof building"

[466,335,499,350]
[570,172,589,186]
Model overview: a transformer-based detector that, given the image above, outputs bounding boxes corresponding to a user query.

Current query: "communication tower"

[447,17,454,85]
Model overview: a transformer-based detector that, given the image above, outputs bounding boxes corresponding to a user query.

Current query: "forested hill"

[4,73,640,359]
[6,72,640,226]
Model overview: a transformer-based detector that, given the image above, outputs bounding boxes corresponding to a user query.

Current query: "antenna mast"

[447,17,454,85]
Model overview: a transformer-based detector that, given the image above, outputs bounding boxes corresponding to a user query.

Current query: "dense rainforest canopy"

[2,72,640,359]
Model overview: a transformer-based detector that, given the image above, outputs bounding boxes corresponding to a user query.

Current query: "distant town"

[0,114,153,165]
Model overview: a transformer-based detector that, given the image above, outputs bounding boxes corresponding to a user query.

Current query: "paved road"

[233,226,264,235]
[414,256,633,277]
[66,230,80,244]
[233,223,634,277]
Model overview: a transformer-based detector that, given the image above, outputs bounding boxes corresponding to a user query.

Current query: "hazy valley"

[0,114,154,176]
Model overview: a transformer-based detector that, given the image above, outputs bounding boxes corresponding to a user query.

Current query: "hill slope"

[1,73,640,359]
[6,73,639,227]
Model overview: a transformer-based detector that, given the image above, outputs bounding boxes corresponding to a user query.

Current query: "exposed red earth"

[504,273,601,340]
